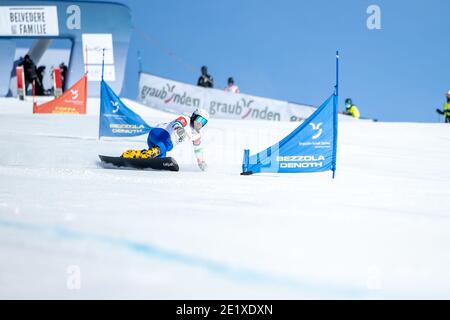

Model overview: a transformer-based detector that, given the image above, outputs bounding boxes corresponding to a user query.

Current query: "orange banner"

[33,75,87,114]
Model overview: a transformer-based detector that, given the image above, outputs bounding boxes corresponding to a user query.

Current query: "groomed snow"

[1,97,450,299]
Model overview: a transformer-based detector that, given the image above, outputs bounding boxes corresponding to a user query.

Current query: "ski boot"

[121,149,142,159]
[121,146,161,159]
[140,146,161,159]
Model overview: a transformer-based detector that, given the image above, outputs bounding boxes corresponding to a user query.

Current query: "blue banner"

[242,94,338,176]
[99,80,152,138]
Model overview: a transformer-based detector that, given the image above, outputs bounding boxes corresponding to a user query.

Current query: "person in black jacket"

[59,62,68,92]
[21,55,39,93]
[197,65,214,88]
[35,66,46,95]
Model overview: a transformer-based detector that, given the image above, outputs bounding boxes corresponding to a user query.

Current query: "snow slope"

[1,97,450,299]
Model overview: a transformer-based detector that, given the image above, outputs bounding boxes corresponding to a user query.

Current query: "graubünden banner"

[138,72,315,122]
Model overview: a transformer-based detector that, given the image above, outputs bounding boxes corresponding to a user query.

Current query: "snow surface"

[1,97,450,299]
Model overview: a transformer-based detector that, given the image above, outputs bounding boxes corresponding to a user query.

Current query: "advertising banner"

[99,79,152,138]
[0,6,59,36]
[33,75,87,114]
[138,72,315,122]
[242,94,338,175]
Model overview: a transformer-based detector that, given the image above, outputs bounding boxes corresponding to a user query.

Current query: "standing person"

[436,91,450,123]
[22,55,38,93]
[35,66,46,95]
[197,65,214,88]
[343,98,361,119]
[59,62,68,92]
[224,77,240,93]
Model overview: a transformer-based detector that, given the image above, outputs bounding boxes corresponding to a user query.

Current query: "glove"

[198,161,208,172]
[175,126,187,142]
[436,109,444,115]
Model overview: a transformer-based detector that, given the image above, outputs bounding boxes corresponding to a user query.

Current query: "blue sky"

[117,0,449,122]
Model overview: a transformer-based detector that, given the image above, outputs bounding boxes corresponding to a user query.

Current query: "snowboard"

[99,155,179,172]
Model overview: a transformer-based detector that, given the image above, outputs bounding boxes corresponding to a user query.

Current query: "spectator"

[344,98,360,119]
[21,55,39,92]
[35,66,46,95]
[197,65,214,88]
[436,91,450,123]
[224,77,240,93]
[59,62,68,92]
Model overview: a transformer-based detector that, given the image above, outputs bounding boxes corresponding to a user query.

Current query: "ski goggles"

[194,115,208,127]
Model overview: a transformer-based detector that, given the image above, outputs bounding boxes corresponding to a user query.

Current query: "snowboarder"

[197,66,214,88]
[121,109,209,171]
[343,98,360,119]
[436,91,450,123]
[224,77,240,93]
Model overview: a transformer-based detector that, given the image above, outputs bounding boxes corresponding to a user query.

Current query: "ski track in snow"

[0,218,368,299]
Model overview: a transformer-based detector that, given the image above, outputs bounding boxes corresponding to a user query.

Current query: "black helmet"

[201,65,208,74]
[345,98,353,105]
[228,77,234,84]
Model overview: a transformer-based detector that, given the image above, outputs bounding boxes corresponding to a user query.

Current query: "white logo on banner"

[70,89,79,100]
[310,122,323,139]
[0,6,59,36]
[111,100,120,113]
